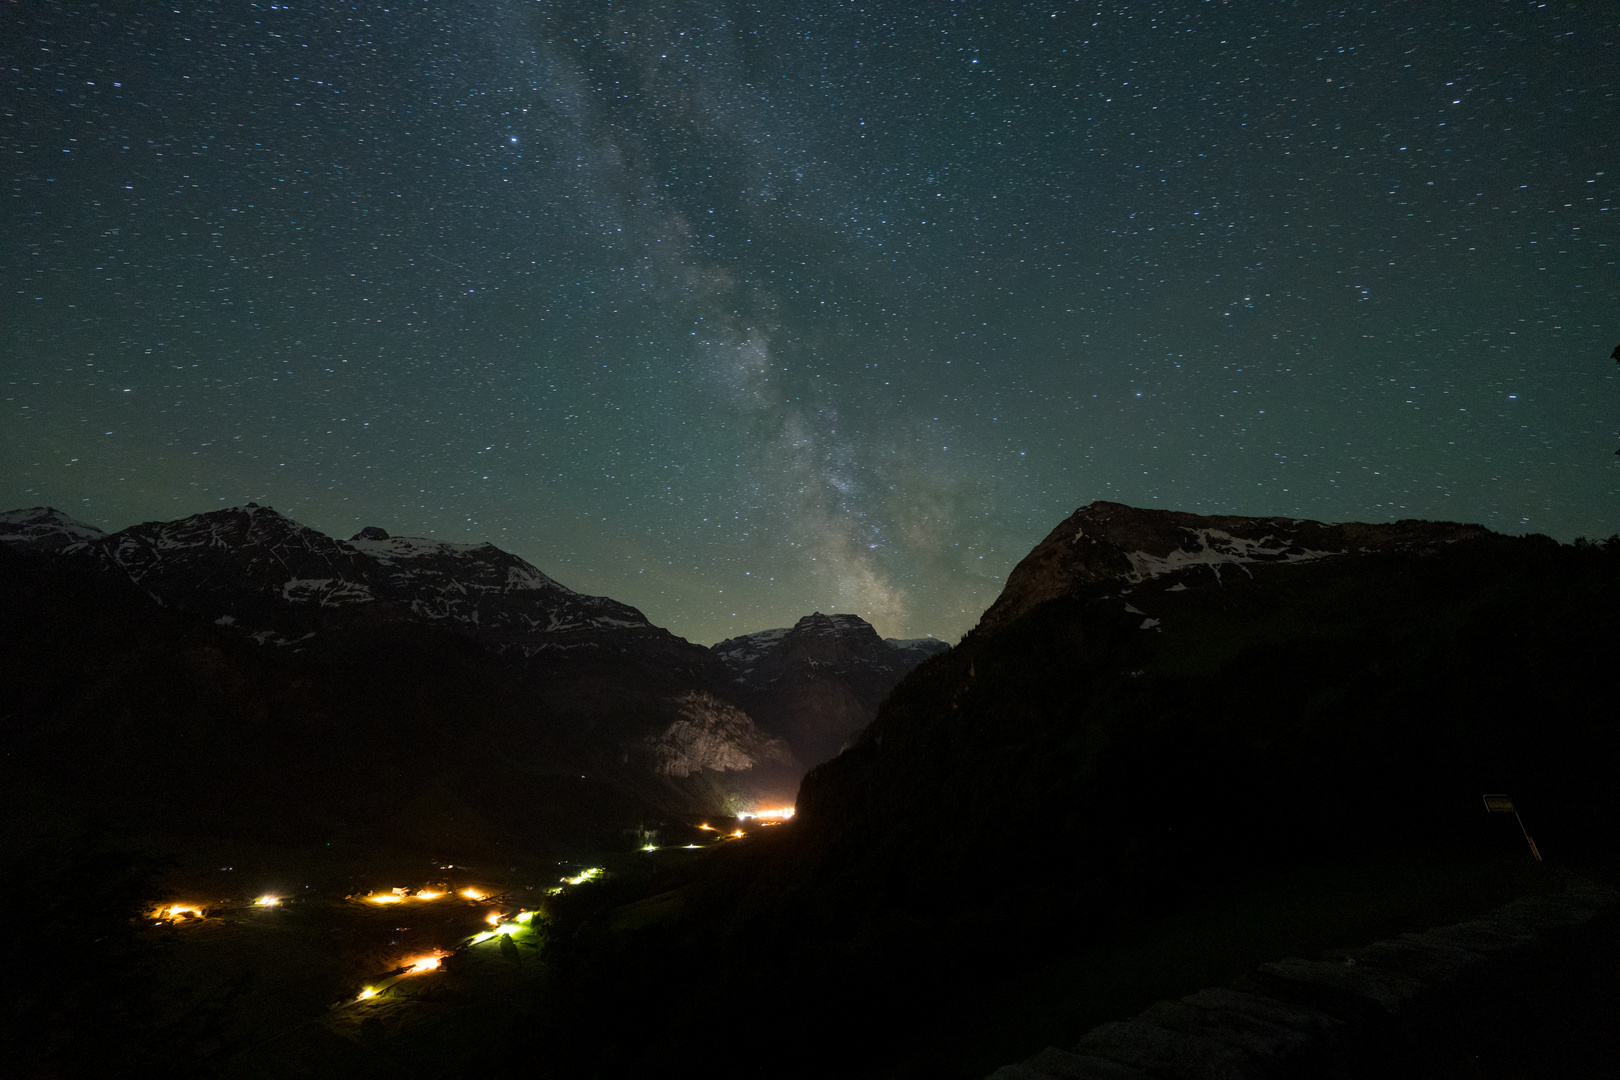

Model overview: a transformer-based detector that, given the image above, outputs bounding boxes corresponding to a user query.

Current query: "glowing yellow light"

[738,807,795,820]
[358,987,379,1000]
[460,888,485,901]
[254,895,280,907]
[544,887,563,896]
[161,904,204,921]
[514,910,535,922]
[641,843,657,852]
[358,887,455,904]
[559,867,603,887]
[697,824,715,831]
[470,930,496,944]
[731,829,744,838]
[404,954,443,974]
[485,911,501,925]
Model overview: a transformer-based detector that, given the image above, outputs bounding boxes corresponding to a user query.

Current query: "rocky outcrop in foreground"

[986,878,1616,1080]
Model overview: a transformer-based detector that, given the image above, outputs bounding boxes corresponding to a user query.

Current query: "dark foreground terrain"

[4,511,1617,1077]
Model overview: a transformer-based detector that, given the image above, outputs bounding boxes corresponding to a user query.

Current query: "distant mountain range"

[0,504,945,846]
[714,612,948,765]
[1,504,703,657]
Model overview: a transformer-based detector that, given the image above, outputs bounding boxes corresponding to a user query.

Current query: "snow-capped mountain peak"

[4,503,669,652]
[978,500,1491,635]
[0,506,109,551]
[710,612,950,767]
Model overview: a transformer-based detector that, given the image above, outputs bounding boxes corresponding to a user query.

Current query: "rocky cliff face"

[975,500,1490,636]
[712,612,949,767]
[625,690,802,814]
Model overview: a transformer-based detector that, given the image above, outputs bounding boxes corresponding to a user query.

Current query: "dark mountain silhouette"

[795,504,1617,902]
[482,503,1620,1079]
[975,500,1488,636]
[0,504,935,850]
[712,612,948,765]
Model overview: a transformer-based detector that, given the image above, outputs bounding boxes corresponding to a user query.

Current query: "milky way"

[4,2,1616,644]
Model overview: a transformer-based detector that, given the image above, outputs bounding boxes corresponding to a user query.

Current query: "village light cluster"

[546,867,604,894]
[347,870,605,1003]
[150,865,610,1010]
[469,909,536,945]
[361,886,461,905]
[152,894,283,923]
[355,950,448,1000]
[353,886,480,905]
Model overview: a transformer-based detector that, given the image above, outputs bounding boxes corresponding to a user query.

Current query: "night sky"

[4,2,1616,645]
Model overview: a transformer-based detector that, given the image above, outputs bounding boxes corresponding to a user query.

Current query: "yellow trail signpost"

[1483,794,1542,861]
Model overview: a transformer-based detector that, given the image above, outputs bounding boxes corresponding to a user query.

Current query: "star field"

[4,1,1616,644]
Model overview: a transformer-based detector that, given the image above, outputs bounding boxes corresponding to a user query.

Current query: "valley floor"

[158,839,1610,1079]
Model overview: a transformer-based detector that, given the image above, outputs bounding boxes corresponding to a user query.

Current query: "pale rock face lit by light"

[3,1,1615,647]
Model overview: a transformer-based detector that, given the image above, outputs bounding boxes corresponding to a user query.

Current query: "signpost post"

[1483,794,1542,861]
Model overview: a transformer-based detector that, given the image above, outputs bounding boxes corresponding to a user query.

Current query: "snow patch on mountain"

[0,507,108,551]
[978,501,1492,636]
[1121,528,1342,581]
[712,613,945,687]
[710,625,793,674]
[281,577,377,605]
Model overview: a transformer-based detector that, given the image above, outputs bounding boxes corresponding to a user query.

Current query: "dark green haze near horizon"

[3,1,1616,646]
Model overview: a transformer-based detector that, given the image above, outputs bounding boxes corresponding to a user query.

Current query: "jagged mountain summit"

[781,498,1618,1052]
[712,612,946,677]
[1,504,698,662]
[341,522,701,665]
[712,612,949,766]
[975,500,1491,635]
[0,506,107,550]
